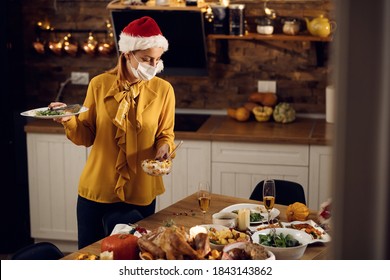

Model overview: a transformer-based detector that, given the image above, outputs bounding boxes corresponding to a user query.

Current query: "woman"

[50,16,176,249]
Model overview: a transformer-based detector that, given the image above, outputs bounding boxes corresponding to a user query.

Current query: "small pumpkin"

[248,92,278,107]
[101,233,139,260]
[273,102,296,123]
[286,202,310,222]
[252,106,273,122]
[226,107,251,122]
[243,101,259,112]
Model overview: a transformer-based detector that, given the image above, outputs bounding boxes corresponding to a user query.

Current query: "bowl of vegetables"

[251,228,312,260]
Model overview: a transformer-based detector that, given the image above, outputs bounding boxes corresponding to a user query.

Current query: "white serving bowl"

[222,241,275,260]
[251,228,312,260]
[212,212,238,228]
[141,159,172,176]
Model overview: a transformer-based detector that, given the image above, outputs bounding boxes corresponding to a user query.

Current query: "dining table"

[61,193,330,260]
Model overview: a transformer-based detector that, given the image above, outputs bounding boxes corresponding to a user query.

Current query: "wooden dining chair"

[10,242,64,260]
[102,209,144,236]
[249,179,307,206]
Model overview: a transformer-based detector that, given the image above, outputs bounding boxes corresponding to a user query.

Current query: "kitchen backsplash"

[21,0,334,114]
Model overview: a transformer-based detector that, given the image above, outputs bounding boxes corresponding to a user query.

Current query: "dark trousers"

[76,195,156,249]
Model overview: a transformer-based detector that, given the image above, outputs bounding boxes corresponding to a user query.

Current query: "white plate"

[220,203,280,225]
[20,106,89,119]
[281,220,331,244]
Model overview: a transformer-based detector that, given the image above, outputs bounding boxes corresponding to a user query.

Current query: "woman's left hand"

[155,144,170,160]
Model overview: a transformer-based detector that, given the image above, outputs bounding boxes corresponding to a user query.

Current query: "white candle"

[237,208,250,231]
[326,85,335,123]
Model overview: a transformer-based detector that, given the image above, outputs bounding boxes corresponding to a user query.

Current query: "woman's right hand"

[49,102,72,123]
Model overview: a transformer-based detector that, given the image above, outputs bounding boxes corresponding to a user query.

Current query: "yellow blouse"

[62,72,176,205]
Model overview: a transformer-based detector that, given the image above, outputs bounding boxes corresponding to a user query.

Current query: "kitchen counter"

[24,116,333,146]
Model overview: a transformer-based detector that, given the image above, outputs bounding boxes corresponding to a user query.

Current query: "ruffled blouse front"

[110,82,141,201]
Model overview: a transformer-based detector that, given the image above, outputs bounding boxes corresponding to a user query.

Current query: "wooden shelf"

[107,1,207,11]
[208,33,333,42]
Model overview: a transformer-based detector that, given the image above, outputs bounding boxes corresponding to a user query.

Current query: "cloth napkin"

[110,224,144,237]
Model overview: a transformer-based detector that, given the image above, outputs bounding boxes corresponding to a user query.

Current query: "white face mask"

[128,52,164,81]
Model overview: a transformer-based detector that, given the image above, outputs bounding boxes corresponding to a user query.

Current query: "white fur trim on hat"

[118,33,168,53]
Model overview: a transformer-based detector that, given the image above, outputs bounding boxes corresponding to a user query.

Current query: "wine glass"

[197,181,211,223]
[263,179,276,225]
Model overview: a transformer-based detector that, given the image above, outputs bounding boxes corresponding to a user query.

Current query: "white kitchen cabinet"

[159,140,211,210]
[211,142,309,202]
[26,133,87,252]
[308,145,333,210]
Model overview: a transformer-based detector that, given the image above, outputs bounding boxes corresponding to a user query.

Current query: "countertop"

[24,115,333,146]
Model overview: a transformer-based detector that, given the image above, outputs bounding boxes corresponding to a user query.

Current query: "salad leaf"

[232,210,264,222]
[259,232,301,247]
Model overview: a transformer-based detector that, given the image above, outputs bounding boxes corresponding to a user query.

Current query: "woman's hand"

[155,144,170,160]
[49,102,72,123]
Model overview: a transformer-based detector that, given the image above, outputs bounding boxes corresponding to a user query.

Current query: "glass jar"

[228,4,245,36]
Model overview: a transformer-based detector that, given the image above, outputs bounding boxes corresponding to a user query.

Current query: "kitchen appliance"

[210,4,229,34]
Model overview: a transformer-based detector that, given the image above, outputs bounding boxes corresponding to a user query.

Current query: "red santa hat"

[118,16,168,53]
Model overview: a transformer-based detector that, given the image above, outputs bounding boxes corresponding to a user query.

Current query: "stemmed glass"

[197,181,211,223]
[263,179,276,226]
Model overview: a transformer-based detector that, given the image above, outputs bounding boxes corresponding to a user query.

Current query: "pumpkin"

[235,107,250,121]
[226,107,251,122]
[286,202,310,222]
[248,92,278,107]
[101,233,139,260]
[243,102,258,112]
[252,106,273,122]
[273,102,296,123]
[227,108,237,119]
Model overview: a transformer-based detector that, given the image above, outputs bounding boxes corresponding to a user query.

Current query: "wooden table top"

[61,193,329,260]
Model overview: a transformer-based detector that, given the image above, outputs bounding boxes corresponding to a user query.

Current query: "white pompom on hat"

[118,16,169,53]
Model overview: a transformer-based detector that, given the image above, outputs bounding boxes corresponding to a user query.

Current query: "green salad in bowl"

[252,228,312,259]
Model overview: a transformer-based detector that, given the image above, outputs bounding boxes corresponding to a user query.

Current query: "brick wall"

[21,0,334,114]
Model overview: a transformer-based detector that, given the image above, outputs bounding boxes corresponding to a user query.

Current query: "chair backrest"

[10,242,64,260]
[102,209,144,236]
[249,179,306,206]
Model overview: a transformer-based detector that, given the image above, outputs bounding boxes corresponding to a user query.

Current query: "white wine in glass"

[197,181,211,223]
[263,179,276,224]
[263,195,275,210]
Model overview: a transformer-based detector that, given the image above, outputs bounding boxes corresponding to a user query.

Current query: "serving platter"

[220,203,280,225]
[280,219,331,243]
[20,106,88,119]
